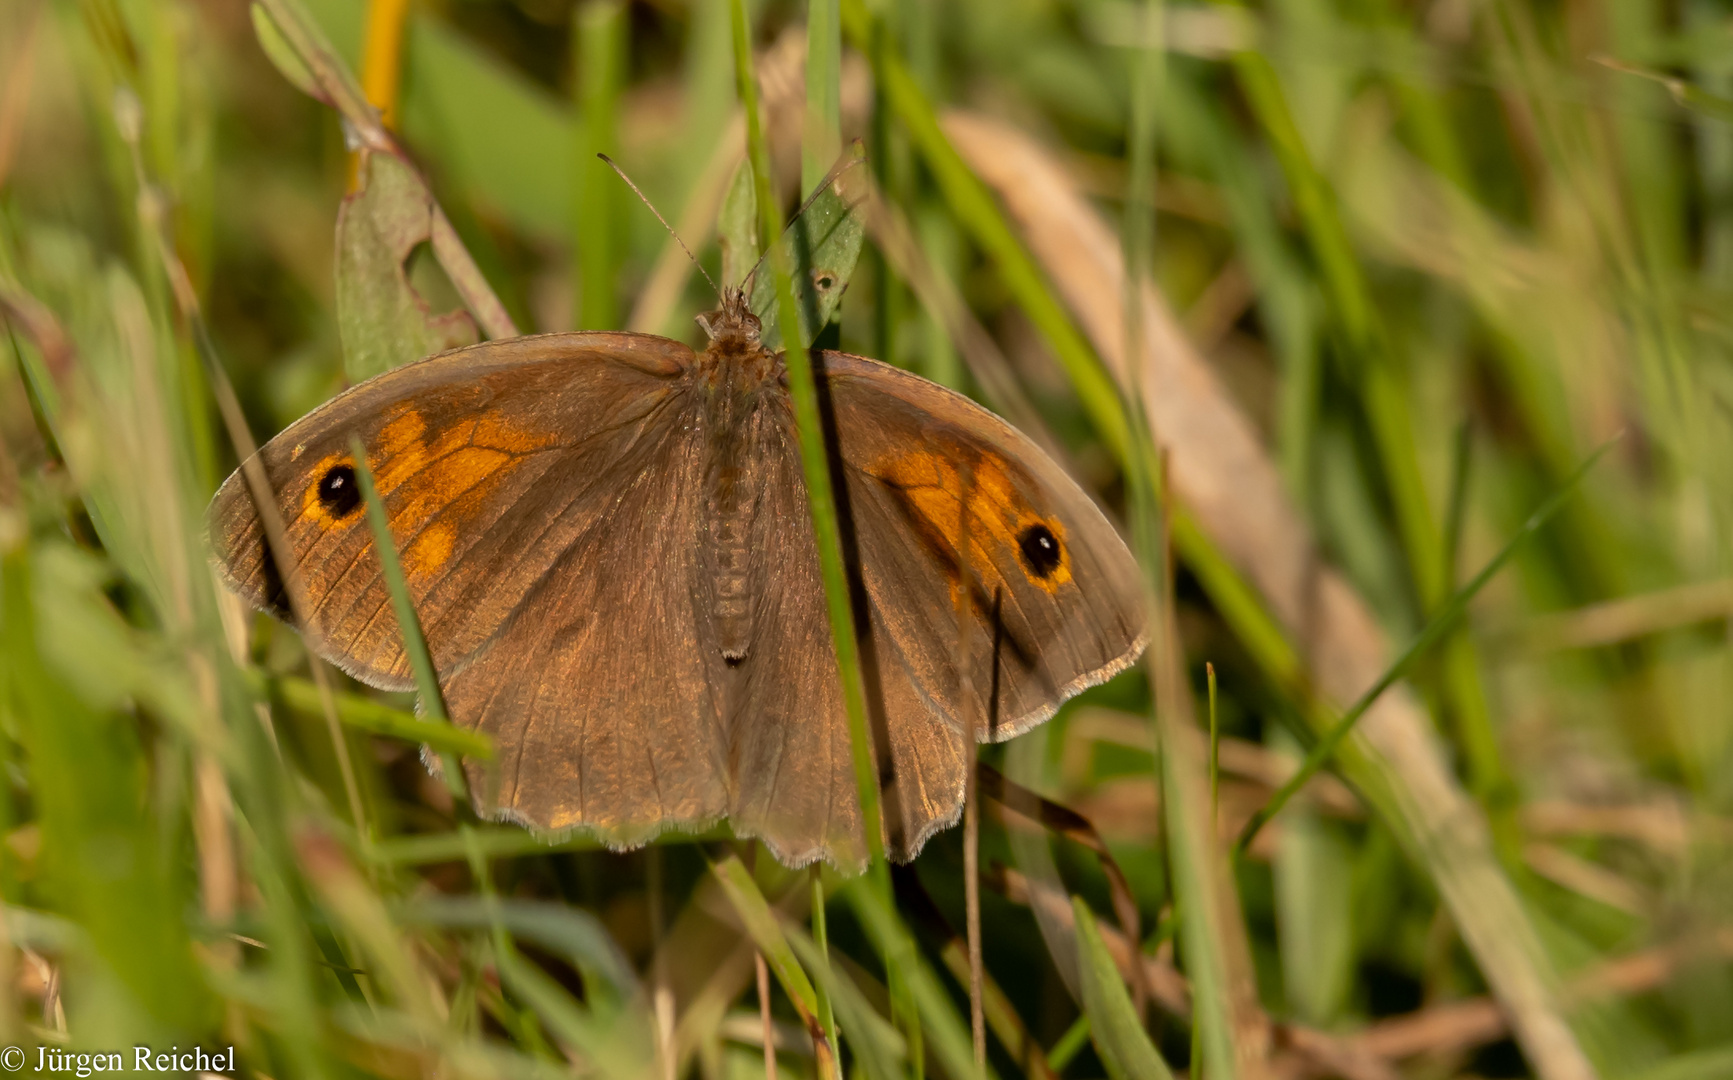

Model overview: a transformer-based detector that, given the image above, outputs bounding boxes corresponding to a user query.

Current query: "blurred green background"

[2,0,1733,1079]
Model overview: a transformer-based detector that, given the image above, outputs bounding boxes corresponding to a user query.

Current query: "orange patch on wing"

[367,404,558,537]
[473,409,560,455]
[377,405,428,458]
[403,519,456,585]
[871,448,1073,595]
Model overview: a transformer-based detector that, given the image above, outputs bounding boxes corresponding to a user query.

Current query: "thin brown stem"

[756,950,778,1080]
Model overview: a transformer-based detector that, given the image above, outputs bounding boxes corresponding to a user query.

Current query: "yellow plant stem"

[361,0,410,128]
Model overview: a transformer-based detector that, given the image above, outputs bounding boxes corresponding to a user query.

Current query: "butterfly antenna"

[599,153,720,297]
[741,146,867,294]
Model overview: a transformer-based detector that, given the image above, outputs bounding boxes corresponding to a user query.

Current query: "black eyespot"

[1018,523,1062,579]
[812,268,837,293]
[316,463,362,518]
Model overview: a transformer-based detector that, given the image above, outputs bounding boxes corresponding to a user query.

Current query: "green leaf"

[718,162,761,292]
[1073,897,1176,1080]
[250,3,323,102]
[747,143,867,351]
[335,151,478,383]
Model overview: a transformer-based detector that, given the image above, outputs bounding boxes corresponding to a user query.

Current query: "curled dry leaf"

[941,110,1596,1080]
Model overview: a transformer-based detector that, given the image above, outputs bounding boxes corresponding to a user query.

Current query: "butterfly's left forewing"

[824,351,1147,732]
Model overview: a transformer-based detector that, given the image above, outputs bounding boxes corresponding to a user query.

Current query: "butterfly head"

[696,287,763,348]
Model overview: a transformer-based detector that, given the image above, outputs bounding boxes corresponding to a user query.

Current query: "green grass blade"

[1047,1015,1091,1072]
[1236,438,1618,856]
[2,545,213,1036]
[803,0,842,195]
[732,0,884,876]
[460,830,652,1078]
[1073,898,1176,1080]
[575,0,625,330]
[1209,4,1450,620]
[787,920,907,1080]
[246,671,493,759]
[712,854,836,1071]
[747,144,867,350]
[347,435,468,802]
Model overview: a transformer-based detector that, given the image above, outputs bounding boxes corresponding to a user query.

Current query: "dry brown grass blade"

[941,110,1596,1080]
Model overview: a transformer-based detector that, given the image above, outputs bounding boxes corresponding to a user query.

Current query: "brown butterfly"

[208,288,1145,871]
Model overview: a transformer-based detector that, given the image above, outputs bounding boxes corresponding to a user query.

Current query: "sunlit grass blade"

[731,0,884,878]
[1073,898,1176,1080]
[247,671,492,759]
[347,435,467,803]
[1236,437,1619,856]
[712,855,837,1076]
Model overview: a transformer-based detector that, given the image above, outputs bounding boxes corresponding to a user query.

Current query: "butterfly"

[208,284,1145,871]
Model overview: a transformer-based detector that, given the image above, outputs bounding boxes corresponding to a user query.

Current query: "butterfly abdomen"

[700,354,773,663]
[710,469,753,661]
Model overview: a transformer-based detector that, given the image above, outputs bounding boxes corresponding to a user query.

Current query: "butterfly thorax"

[696,288,783,662]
